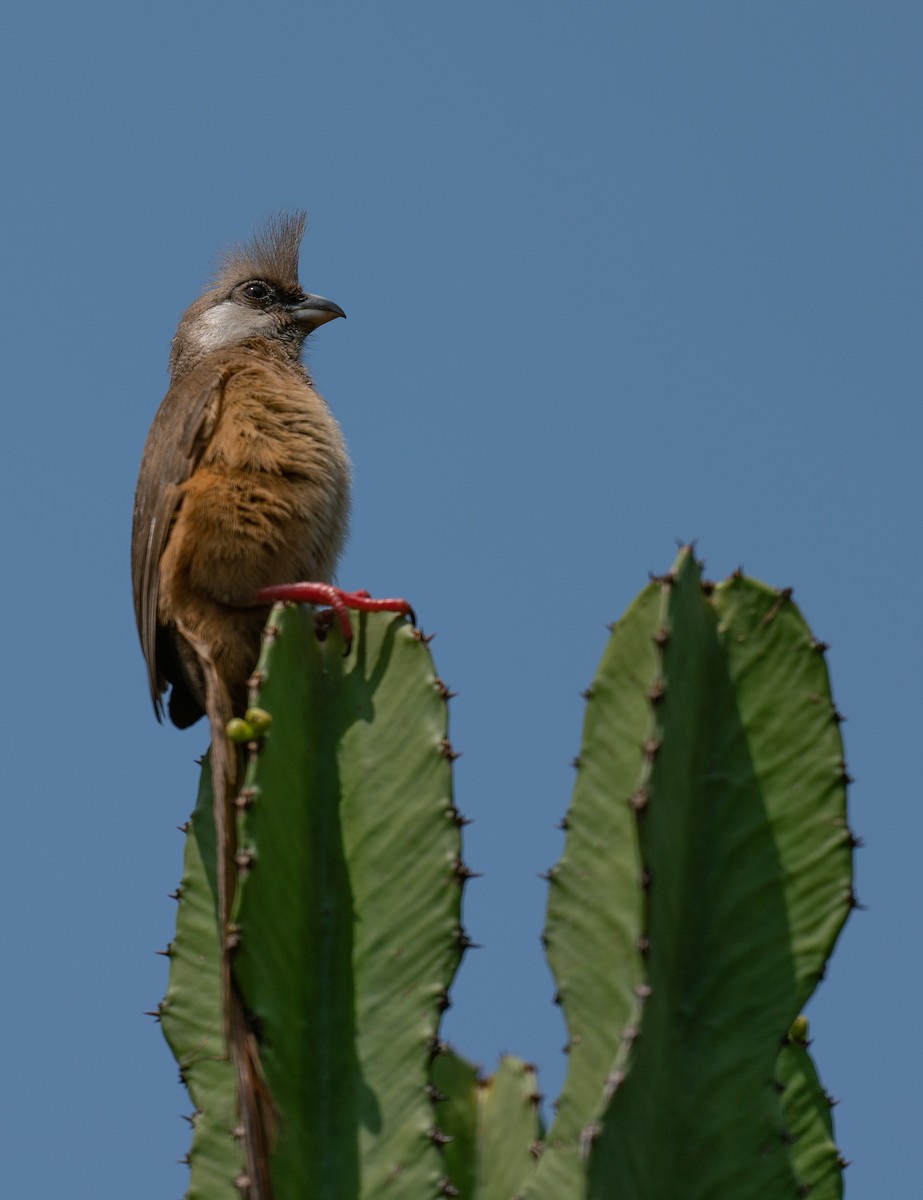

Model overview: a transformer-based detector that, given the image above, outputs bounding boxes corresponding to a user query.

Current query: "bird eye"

[243,282,270,300]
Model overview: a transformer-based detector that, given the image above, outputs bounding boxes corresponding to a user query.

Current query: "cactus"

[431,1051,544,1197]
[160,762,245,1197]
[159,548,853,1197]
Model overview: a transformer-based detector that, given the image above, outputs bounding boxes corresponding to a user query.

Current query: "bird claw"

[255,583,415,651]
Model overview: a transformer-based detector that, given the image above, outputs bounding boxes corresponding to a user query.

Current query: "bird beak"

[287,293,346,329]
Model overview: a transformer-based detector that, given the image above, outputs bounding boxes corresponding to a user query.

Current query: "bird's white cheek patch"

[191,301,276,354]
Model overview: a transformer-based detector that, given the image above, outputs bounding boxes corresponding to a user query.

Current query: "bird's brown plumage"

[131,212,350,726]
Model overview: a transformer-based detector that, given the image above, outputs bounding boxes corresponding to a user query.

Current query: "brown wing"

[131,368,223,719]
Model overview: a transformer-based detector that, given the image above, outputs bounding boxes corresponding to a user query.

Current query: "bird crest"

[212,210,306,294]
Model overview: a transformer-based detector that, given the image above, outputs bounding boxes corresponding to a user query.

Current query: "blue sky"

[2,3,919,1194]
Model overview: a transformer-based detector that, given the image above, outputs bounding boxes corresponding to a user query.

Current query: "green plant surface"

[231,607,463,1199]
[776,1021,845,1200]
[431,1050,480,1197]
[524,585,658,1197]
[160,761,245,1199]
[584,550,853,1199]
[432,1050,543,1198]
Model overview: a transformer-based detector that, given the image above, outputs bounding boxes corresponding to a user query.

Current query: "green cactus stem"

[230,606,465,1197]
[432,1049,543,1197]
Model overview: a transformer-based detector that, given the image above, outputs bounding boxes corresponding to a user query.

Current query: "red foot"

[255,583,415,649]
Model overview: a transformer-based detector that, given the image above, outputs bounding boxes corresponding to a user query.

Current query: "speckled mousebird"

[132,212,410,728]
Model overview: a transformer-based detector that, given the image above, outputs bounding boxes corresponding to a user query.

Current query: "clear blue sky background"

[2,3,918,1195]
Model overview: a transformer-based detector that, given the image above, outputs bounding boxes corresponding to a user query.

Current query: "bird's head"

[169,211,345,378]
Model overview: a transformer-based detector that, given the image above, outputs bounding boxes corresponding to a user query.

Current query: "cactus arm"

[432,1050,543,1198]
[776,1020,845,1200]
[431,1050,480,1197]
[160,762,245,1198]
[478,1057,543,1199]
[230,607,463,1197]
[584,550,853,1198]
[524,586,658,1196]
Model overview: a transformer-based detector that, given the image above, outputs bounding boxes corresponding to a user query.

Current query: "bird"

[131,211,409,729]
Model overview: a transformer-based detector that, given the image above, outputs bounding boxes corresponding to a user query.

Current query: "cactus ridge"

[161,762,245,1198]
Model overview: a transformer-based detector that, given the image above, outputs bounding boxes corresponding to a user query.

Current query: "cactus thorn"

[235,851,254,872]
[640,866,653,889]
[700,578,715,595]
[603,1068,626,1100]
[529,1140,543,1161]
[653,625,670,647]
[155,945,172,957]
[637,935,651,955]
[833,707,846,723]
[437,1177,461,1197]
[621,1025,639,1046]
[634,982,652,1000]
[439,738,460,761]
[247,670,266,689]
[427,1125,453,1147]
[643,737,660,761]
[144,1007,163,1021]
[630,788,649,812]
[840,767,854,785]
[177,822,189,834]
[812,639,830,654]
[581,685,594,699]
[558,815,570,830]
[426,1083,447,1103]
[234,1172,252,1192]
[837,1156,851,1169]
[796,1184,812,1197]
[453,857,481,883]
[168,888,181,901]
[528,1090,543,1107]
[570,755,581,769]
[436,989,451,1013]
[450,806,472,827]
[848,831,864,849]
[847,888,866,911]
[646,679,665,704]
[433,676,457,700]
[178,1153,191,1166]
[457,928,480,951]
[180,1111,195,1126]
[412,628,435,645]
